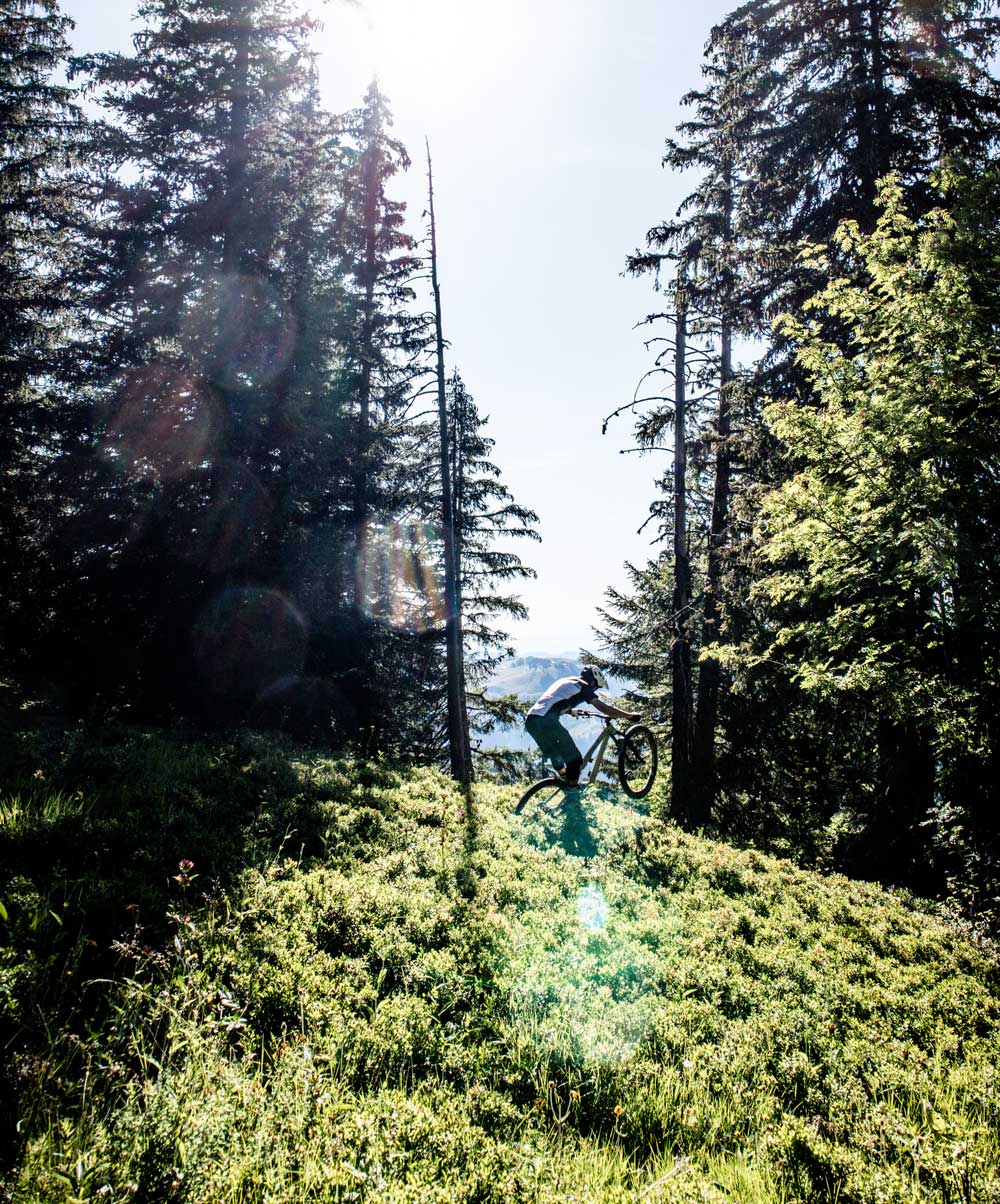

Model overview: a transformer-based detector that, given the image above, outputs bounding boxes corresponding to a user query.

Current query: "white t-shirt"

[527,676,598,719]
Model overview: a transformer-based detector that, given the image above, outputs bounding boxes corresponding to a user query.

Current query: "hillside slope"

[1,727,998,1203]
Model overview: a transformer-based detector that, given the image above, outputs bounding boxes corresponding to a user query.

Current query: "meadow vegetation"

[1,725,997,1203]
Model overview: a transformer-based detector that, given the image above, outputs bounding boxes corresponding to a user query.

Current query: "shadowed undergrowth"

[1,725,998,1203]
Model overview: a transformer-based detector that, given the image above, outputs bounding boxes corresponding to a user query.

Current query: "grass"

[0,723,998,1203]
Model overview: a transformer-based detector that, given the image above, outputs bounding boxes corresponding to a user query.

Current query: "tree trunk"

[222,13,249,276]
[449,380,474,776]
[691,319,732,826]
[690,164,735,828]
[864,586,936,888]
[867,0,889,177]
[217,14,254,505]
[846,0,877,211]
[953,544,999,850]
[427,145,470,784]
[353,129,380,611]
[671,268,693,824]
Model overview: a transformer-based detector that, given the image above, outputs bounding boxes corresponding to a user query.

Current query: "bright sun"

[318,0,535,115]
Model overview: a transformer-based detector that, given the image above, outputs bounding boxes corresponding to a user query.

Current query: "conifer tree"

[49,0,328,716]
[711,0,1000,323]
[447,371,539,748]
[309,82,444,755]
[597,557,674,712]
[0,0,84,677]
[614,41,752,826]
[664,63,744,824]
[332,82,427,609]
[670,268,694,824]
[748,173,1000,907]
[426,144,470,783]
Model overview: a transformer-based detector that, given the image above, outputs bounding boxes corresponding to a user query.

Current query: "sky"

[62,0,735,657]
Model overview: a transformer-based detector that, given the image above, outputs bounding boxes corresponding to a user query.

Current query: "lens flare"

[509,876,662,1064]
[176,460,272,573]
[577,882,610,931]
[357,519,446,634]
[192,588,307,699]
[184,273,296,393]
[98,363,218,481]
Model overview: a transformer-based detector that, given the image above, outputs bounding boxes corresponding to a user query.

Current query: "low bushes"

[1,726,997,1202]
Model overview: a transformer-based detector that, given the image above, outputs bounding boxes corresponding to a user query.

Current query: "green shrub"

[2,724,998,1203]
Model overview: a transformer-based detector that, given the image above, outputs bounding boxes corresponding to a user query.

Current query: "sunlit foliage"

[1,725,997,1202]
[746,171,1000,920]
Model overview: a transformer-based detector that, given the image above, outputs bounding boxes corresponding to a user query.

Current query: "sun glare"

[320,0,533,114]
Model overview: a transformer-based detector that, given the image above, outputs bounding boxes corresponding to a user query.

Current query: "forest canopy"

[3,0,1000,925]
[601,0,1000,927]
[0,0,537,773]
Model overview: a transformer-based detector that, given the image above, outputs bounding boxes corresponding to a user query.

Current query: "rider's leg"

[525,714,582,782]
[562,754,583,786]
[550,720,583,785]
[525,714,563,773]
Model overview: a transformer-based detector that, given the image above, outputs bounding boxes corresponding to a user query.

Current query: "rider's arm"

[592,698,641,722]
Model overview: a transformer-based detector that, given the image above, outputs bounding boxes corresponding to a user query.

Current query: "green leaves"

[752,175,998,718]
[740,170,1000,909]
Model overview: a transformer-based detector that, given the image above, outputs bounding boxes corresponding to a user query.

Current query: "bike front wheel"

[617,726,658,798]
[514,777,566,815]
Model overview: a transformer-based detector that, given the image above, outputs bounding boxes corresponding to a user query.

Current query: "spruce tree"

[51,0,328,717]
[748,174,1000,906]
[0,0,84,679]
[615,41,753,826]
[711,0,1000,323]
[316,82,440,755]
[332,82,426,609]
[447,371,539,751]
[425,144,470,783]
[665,63,744,824]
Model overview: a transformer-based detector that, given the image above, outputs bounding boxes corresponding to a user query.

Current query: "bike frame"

[566,711,623,786]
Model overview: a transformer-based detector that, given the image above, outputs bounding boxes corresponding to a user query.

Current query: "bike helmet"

[581,665,608,690]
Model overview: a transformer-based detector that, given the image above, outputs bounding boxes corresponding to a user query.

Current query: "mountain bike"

[514,711,658,814]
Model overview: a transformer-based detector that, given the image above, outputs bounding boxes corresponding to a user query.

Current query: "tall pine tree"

[447,370,539,750]
[49,0,326,717]
[0,0,84,686]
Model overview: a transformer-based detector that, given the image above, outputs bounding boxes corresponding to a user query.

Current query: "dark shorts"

[525,712,580,769]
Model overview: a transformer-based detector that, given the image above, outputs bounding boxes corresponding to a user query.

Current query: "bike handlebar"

[568,709,639,721]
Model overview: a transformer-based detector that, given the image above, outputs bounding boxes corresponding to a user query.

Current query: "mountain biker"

[525,665,640,786]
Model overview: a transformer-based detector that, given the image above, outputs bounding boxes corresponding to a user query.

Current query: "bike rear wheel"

[617,725,658,798]
[514,777,567,814]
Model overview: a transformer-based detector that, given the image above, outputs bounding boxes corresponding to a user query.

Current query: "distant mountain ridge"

[481,654,634,751]
[485,654,631,702]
